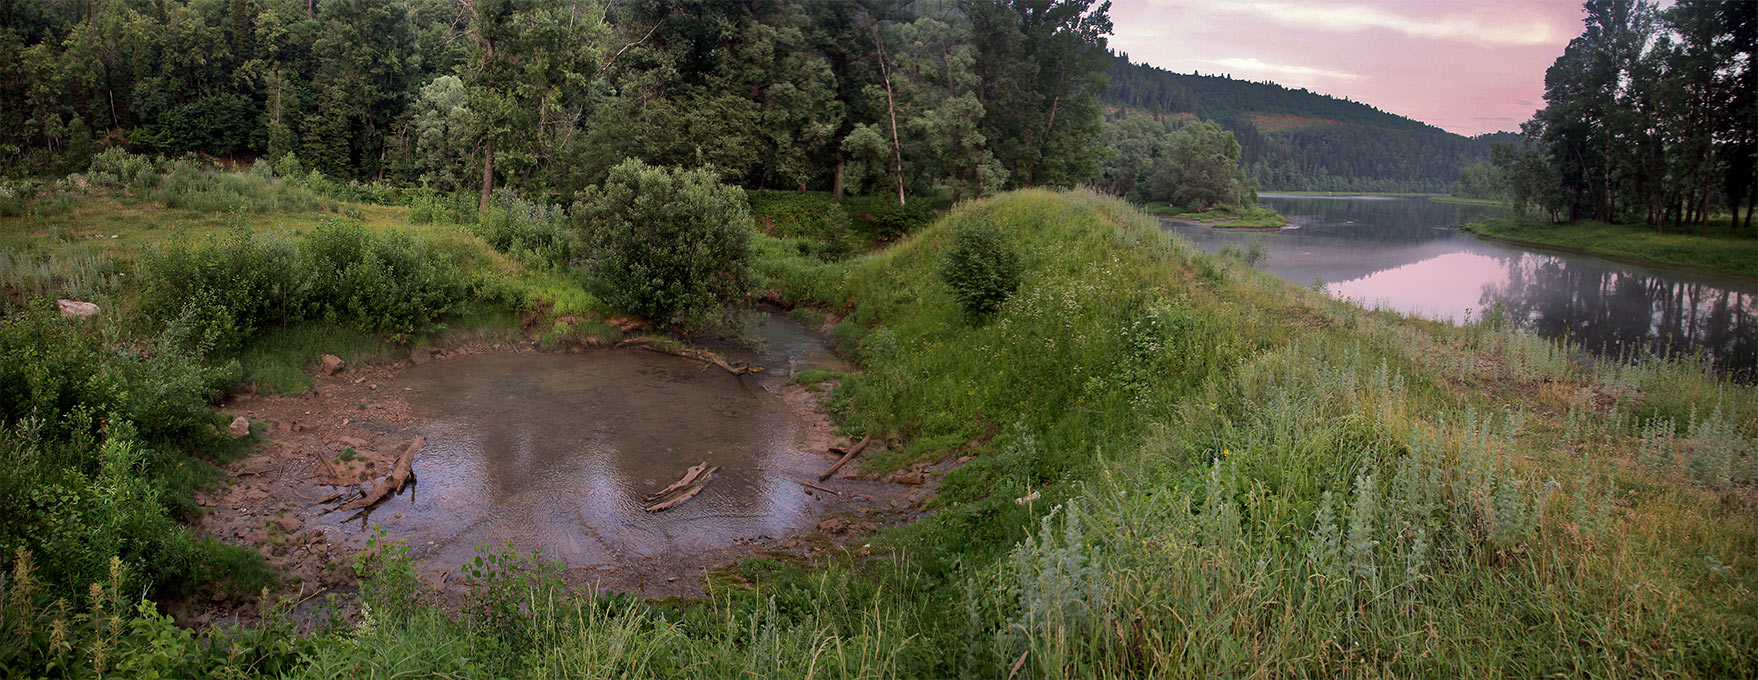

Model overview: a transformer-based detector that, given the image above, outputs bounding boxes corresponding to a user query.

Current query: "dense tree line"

[1097,112,1252,208]
[1101,52,1494,193]
[1504,0,1756,230]
[0,0,1113,202]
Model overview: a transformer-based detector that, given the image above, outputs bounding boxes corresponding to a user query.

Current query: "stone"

[320,354,345,375]
[228,416,251,438]
[55,299,100,318]
[271,514,304,533]
[410,347,434,365]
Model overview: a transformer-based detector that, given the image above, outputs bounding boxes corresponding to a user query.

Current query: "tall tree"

[965,0,1112,188]
[463,0,608,210]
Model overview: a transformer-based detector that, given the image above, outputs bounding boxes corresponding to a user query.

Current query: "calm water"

[320,315,849,575]
[1165,194,1758,374]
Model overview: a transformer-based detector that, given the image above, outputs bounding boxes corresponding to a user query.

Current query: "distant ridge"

[1102,52,1496,193]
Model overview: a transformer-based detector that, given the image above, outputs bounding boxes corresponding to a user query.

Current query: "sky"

[1106,0,1589,136]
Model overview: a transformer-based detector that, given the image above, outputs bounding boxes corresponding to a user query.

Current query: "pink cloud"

[1108,0,1585,136]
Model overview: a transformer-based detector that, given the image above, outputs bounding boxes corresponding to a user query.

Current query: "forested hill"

[1102,52,1496,192]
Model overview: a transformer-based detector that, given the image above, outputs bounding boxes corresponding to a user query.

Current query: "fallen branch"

[312,450,343,484]
[617,337,764,375]
[819,435,872,481]
[338,436,423,511]
[645,466,718,512]
[645,462,710,502]
[791,478,841,495]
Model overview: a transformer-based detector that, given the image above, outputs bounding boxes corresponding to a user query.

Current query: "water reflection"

[1166,194,1758,373]
[324,315,843,575]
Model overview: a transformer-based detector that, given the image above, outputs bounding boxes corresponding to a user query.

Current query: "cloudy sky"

[1107,0,1588,136]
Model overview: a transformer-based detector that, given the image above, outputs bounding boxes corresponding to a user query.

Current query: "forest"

[1492,0,1755,232]
[1099,52,1500,193]
[0,0,1112,205]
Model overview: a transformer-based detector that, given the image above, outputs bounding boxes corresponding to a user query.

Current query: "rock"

[335,436,367,448]
[55,299,101,318]
[410,347,434,365]
[320,354,345,375]
[271,515,304,533]
[228,416,251,438]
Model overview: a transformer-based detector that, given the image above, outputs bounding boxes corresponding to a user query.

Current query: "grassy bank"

[1259,190,1438,198]
[1140,201,1289,228]
[1463,218,1758,279]
[4,187,1756,677]
[1433,195,1509,207]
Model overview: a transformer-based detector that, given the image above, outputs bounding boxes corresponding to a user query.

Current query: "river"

[1163,193,1758,375]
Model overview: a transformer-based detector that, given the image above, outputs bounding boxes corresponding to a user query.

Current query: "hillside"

[1104,52,1497,192]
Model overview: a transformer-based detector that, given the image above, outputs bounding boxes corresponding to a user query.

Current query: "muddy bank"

[186,316,936,623]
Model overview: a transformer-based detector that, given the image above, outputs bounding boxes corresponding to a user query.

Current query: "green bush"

[87,147,161,194]
[139,220,471,352]
[937,217,1022,319]
[406,188,456,224]
[849,196,936,238]
[0,309,256,598]
[472,191,579,268]
[301,220,471,340]
[574,159,753,328]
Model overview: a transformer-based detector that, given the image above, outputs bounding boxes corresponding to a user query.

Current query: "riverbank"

[1139,201,1289,228]
[1432,195,1508,207]
[1463,218,1758,279]
[3,187,1755,677]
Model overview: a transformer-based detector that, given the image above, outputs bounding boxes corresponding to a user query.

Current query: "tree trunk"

[833,157,846,201]
[872,26,905,206]
[479,139,495,215]
[1736,182,1750,230]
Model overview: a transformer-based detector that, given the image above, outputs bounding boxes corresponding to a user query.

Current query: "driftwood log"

[819,435,872,481]
[617,337,763,375]
[645,465,719,512]
[338,436,423,511]
[645,462,710,502]
[791,478,841,495]
[312,450,344,484]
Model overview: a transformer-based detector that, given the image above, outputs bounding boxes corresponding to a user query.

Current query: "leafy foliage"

[139,220,470,353]
[937,216,1023,319]
[575,160,754,328]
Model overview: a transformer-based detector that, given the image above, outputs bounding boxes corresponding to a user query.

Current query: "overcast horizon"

[1108,0,1587,136]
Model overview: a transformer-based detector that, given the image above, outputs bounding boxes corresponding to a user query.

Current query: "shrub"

[938,217,1022,319]
[140,230,304,354]
[87,148,160,194]
[139,220,471,352]
[0,309,252,598]
[301,219,471,340]
[407,188,456,224]
[574,159,754,328]
[472,191,579,268]
[856,198,936,238]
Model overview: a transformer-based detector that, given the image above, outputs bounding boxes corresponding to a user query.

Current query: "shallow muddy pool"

[308,314,862,581]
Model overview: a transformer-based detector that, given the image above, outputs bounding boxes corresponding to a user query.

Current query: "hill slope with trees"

[1102,52,1499,192]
